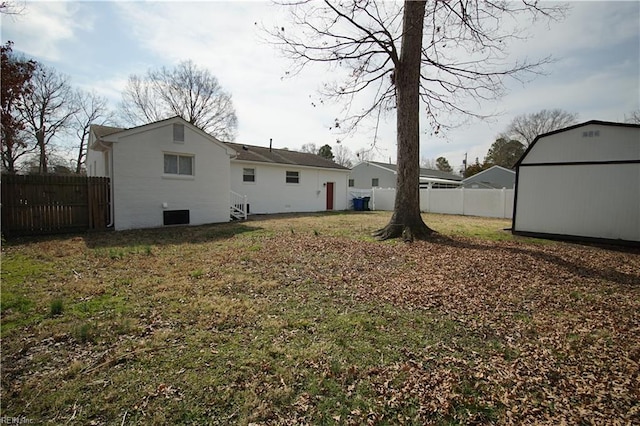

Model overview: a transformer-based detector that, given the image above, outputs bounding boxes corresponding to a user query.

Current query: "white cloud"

[2,1,93,61]
[2,0,636,165]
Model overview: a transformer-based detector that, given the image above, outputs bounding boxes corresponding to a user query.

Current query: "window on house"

[173,124,185,142]
[286,171,300,184]
[348,179,354,187]
[164,154,194,175]
[243,168,255,182]
[372,178,379,187]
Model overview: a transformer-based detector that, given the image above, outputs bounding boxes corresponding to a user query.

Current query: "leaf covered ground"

[1,212,639,425]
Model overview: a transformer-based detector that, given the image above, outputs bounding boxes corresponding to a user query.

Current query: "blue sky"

[2,1,639,171]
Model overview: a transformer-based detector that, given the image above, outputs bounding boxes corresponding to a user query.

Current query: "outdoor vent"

[163,210,190,226]
[173,124,185,142]
[582,130,600,138]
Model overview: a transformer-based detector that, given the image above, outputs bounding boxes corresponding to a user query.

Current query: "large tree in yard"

[269,0,565,241]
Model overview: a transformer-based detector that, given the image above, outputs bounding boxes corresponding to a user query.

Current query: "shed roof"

[516,120,640,167]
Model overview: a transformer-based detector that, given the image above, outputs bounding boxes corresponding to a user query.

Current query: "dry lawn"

[1,212,639,425]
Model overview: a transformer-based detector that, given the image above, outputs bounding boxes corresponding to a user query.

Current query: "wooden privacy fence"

[1,174,110,236]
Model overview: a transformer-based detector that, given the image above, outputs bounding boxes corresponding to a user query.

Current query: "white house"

[87,117,350,230]
[512,120,640,245]
[350,161,462,189]
[227,142,350,214]
[462,165,516,189]
[87,117,236,230]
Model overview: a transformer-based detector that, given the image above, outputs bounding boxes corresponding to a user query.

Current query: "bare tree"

[625,110,640,124]
[300,142,318,154]
[71,90,115,174]
[120,60,238,141]
[333,144,353,168]
[18,64,78,174]
[354,147,375,164]
[0,1,26,15]
[1,42,36,173]
[506,109,578,146]
[269,0,565,240]
[420,156,436,169]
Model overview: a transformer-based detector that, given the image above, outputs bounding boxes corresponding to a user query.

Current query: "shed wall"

[514,163,640,242]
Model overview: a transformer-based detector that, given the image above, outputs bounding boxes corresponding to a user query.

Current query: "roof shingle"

[225,142,350,170]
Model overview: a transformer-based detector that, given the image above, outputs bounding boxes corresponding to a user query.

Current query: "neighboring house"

[227,142,350,214]
[87,117,350,231]
[462,165,516,189]
[350,161,462,189]
[512,120,640,245]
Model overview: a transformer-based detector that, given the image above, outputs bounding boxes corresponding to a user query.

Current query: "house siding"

[349,163,396,188]
[513,122,640,243]
[230,161,349,214]
[91,120,232,231]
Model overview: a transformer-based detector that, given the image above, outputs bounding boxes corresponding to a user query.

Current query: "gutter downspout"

[97,139,115,228]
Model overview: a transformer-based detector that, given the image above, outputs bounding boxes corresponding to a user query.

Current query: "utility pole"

[463,152,467,174]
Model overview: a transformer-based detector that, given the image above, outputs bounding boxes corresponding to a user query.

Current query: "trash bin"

[362,196,371,211]
[353,197,364,211]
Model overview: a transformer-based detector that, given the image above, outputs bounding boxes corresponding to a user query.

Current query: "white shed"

[512,120,640,245]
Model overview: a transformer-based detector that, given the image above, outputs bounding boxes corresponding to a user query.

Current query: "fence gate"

[1,174,110,236]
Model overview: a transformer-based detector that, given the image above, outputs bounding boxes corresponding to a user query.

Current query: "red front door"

[326,182,334,210]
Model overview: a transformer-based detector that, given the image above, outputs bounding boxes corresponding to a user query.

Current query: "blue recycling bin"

[353,197,364,211]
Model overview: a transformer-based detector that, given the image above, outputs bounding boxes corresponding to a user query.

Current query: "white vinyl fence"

[368,187,514,219]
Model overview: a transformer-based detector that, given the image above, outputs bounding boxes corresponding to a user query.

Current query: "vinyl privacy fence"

[366,187,515,219]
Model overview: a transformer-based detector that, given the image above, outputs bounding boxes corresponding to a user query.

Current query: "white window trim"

[163,152,195,177]
[243,167,256,184]
[286,170,300,185]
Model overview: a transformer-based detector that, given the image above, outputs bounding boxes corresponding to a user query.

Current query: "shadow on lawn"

[430,233,640,287]
[85,222,263,249]
[3,222,262,249]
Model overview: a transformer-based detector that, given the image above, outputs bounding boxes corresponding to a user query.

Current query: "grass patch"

[1,212,637,424]
[49,298,64,317]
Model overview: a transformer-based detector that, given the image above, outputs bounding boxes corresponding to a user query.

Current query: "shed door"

[326,182,334,210]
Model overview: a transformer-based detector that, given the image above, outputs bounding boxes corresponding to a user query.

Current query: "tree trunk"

[374,0,434,242]
[37,127,47,174]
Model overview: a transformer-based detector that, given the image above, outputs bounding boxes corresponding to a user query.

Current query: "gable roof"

[225,142,350,171]
[462,165,515,188]
[90,116,235,155]
[516,120,640,168]
[91,124,124,138]
[365,161,463,181]
[462,165,514,181]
